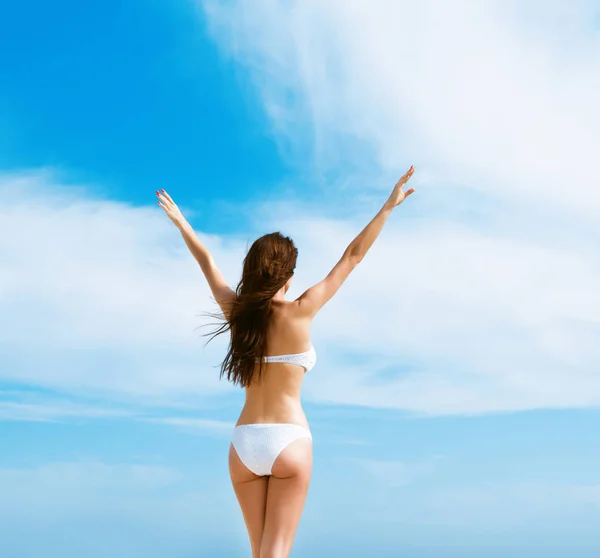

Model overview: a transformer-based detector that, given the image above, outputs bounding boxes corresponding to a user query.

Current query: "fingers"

[155,190,172,205]
[405,187,416,197]
[397,165,415,187]
[156,189,169,210]
[161,189,174,204]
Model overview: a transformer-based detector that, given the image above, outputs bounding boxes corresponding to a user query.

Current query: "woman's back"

[236,299,313,428]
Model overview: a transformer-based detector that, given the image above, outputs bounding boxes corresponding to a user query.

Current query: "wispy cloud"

[143,416,234,434]
[3,154,600,418]
[0,460,223,557]
[359,456,440,487]
[202,0,600,218]
[0,391,235,433]
[0,170,240,402]
[199,0,600,416]
[0,400,133,422]
[2,2,600,416]
[0,461,183,511]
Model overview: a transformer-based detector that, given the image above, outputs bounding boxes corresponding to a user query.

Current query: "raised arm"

[295,166,415,319]
[156,189,236,317]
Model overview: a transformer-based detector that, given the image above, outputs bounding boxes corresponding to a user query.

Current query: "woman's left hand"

[156,189,186,228]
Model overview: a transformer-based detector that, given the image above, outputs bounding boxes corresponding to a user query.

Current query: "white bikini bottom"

[231,423,313,477]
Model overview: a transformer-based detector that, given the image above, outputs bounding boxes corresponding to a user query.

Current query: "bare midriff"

[235,361,309,428]
[234,299,311,429]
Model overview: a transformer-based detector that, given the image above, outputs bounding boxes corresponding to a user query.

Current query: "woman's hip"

[230,423,313,477]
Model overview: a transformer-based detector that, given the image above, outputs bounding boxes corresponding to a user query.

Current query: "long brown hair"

[198,231,298,388]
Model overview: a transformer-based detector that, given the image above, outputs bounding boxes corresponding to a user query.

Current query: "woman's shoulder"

[271,298,311,323]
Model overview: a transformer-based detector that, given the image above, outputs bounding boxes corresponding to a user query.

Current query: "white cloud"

[0,391,235,431]
[0,460,237,557]
[3,159,600,417]
[393,482,600,528]
[0,400,133,422]
[2,2,600,416]
[143,416,234,434]
[201,0,600,218]
[198,0,600,416]
[0,170,241,402]
[0,461,182,515]
[359,456,440,487]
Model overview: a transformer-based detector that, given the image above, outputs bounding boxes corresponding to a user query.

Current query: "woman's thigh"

[261,438,313,557]
[229,443,269,556]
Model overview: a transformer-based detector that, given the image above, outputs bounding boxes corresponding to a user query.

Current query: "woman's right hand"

[385,165,415,209]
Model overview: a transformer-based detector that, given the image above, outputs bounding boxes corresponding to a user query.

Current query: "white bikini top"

[255,343,317,373]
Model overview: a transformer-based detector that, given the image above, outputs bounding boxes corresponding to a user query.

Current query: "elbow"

[347,253,362,266]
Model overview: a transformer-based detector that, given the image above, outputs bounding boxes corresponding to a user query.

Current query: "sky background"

[1,1,600,557]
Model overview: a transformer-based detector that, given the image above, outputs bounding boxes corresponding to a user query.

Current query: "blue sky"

[1,1,600,557]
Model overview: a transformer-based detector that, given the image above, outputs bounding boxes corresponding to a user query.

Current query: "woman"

[156,165,415,558]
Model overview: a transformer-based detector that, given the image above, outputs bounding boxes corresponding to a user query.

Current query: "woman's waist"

[236,402,309,429]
